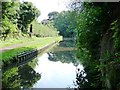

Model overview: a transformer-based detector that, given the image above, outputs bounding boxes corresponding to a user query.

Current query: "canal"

[2,39,84,89]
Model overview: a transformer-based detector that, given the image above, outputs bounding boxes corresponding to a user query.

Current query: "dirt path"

[0,41,34,52]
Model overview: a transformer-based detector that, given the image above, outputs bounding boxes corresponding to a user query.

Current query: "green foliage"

[1,1,60,40]
[69,2,110,89]
[75,4,104,64]
[49,11,75,37]
[2,1,19,21]
[111,20,120,50]
[2,17,18,33]
[1,1,41,39]
[17,2,40,33]
[69,1,120,89]
[110,20,120,63]
[1,2,19,40]
[48,11,59,20]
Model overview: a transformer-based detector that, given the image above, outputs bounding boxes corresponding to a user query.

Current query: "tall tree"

[52,11,75,37]
[68,1,120,89]
[17,2,40,33]
[48,11,59,20]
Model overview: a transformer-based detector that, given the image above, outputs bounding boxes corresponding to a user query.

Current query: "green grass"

[32,20,59,37]
[0,36,37,48]
[0,36,63,64]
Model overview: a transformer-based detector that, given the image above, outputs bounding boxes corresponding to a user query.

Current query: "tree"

[48,11,59,20]
[68,1,120,89]
[17,2,40,33]
[52,11,75,37]
[1,1,19,40]
[1,1,40,39]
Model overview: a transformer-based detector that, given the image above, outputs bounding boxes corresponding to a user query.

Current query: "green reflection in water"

[48,40,79,66]
[18,64,41,88]
[2,67,20,89]
[2,58,41,89]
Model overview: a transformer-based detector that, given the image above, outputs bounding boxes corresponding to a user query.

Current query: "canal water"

[2,39,84,89]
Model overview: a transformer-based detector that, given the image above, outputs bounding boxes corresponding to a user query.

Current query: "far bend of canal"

[2,39,84,89]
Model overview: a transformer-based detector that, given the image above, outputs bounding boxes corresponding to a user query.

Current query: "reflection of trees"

[48,40,79,66]
[48,51,79,66]
[74,67,102,89]
[74,69,87,89]
[28,58,38,69]
[2,67,20,89]
[58,40,75,47]
[2,59,41,89]
[18,64,41,88]
[48,51,75,63]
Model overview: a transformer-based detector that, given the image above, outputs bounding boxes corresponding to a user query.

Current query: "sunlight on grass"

[1,36,63,63]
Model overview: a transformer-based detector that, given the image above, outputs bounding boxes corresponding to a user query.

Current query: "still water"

[33,53,83,88]
[2,39,84,89]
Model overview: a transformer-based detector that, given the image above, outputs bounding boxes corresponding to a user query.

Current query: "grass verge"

[0,36,47,48]
[0,36,63,64]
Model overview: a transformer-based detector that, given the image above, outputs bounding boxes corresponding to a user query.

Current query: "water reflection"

[33,53,83,88]
[48,40,79,66]
[2,39,84,89]
[74,69,87,89]
[2,59,41,89]
[74,67,102,89]
[33,40,84,88]
[2,67,20,89]
[18,64,41,88]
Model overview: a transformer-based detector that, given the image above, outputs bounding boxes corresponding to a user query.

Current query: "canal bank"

[1,37,62,67]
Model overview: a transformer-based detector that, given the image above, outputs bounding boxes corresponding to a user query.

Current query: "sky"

[20,0,71,22]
